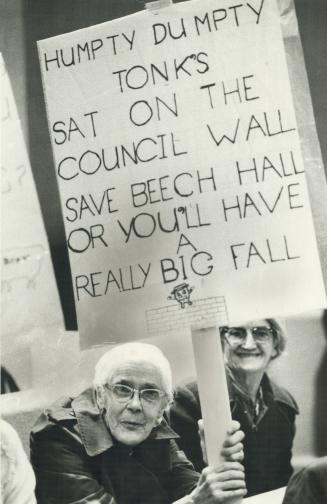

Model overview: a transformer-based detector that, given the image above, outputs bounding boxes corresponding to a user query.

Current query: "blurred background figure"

[170,318,298,496]
[283,456,327,504]
[1,419,36,504]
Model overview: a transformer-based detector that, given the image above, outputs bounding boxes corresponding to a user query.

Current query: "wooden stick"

[192,326,243,503]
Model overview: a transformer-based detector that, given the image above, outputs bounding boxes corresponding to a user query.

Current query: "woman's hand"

[198,419,244,465]
[190,462,247,503]
[221,421,245,463]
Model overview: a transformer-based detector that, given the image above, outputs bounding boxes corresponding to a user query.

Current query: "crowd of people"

[1,320,326,503]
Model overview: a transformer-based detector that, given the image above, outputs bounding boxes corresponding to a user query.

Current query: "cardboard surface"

[37,0,326,346]
[1,53,63,349]
[192,327,232,467]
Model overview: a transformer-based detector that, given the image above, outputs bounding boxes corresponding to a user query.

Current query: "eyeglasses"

[105,383,166,405]
[220,326,274,344]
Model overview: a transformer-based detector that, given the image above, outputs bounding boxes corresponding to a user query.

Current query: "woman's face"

[222,319,277,375]
[100,360,167,447]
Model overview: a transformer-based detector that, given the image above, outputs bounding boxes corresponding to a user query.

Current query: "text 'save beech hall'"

[37,0,326,346]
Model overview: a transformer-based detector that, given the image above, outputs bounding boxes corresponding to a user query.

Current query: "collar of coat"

[228,373,299,414]
[47,387,179,457]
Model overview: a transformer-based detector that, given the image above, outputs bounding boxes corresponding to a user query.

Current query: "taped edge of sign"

[280,0,327,292]
[145,0,173,11]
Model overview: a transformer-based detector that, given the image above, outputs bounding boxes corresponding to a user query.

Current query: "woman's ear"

[155,400,169,426]
[271,347,278,359]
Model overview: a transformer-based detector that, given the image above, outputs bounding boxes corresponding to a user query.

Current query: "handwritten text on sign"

[38,0,326,345]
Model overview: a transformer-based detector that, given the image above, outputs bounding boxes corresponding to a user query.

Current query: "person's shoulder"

[283,457,327,504]
[31,394,77,438]
[305,456,327,479]
[170,380,202,423]
[0,419,25,455]
[0,418,21,441]
[174,380,200,403]
[268,378,299,414]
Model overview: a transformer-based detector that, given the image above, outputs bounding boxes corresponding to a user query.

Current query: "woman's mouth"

[237,352,262,357]
[121,420,144,430]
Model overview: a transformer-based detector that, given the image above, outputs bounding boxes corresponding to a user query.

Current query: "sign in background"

[1,53,64,385]
[38,0,326,346]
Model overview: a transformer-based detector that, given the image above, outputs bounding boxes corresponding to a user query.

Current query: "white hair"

[93,342,173,401]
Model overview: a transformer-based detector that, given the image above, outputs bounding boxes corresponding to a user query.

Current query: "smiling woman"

[170,319,299,497]
[220,319,285,396]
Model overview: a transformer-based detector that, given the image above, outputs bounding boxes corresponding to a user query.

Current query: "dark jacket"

[30,388,199,504]
[170,374,298,497]
[282,456,327,504]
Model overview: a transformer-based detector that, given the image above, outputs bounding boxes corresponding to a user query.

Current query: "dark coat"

[169,374,298,497]
[282,456,327,504]
[30,388,199,504]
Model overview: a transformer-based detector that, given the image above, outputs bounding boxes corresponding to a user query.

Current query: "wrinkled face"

[222,319,277,374]
[99,360,167,447]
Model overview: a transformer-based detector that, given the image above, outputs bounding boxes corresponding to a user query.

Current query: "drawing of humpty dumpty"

[168,283,194,308]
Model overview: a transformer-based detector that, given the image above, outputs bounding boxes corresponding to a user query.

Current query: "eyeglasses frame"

[220,325,276,344]
[104,383,167,405]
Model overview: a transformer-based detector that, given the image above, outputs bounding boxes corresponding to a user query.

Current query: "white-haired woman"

[31,342,246,504]
[170,319,299,497]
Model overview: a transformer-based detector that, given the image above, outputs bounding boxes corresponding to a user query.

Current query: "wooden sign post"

[192,326,232,466]
[192,326,243,503]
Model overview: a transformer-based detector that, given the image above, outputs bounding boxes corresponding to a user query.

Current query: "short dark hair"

[266,318,286,359]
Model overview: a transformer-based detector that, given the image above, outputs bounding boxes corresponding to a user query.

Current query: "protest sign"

[37,0,326,347]
[1,53,63,334]
[1,53,64,384]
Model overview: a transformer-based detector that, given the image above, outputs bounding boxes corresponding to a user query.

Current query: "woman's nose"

[241,330,257,349]
[127,390,142,411]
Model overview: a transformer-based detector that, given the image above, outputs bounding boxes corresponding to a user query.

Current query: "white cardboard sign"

[1,53,63,341]
[37,0,326,346]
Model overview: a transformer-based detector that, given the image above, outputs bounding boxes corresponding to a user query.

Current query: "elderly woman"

[170,319,299,496]
[30,342,246,504]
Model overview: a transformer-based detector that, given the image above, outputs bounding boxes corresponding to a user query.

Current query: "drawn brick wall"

[146,296,228,335]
